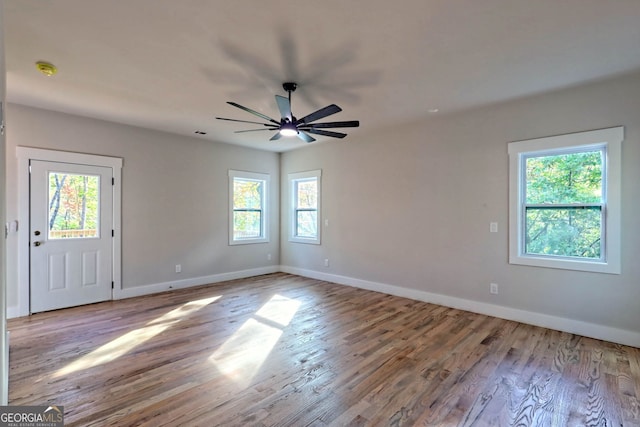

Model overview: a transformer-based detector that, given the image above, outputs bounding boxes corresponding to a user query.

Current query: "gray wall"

[5,104,280,310]
[4,71,639,345]
[281,71,640,337]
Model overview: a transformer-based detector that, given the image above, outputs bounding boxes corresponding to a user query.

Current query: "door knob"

[34,230,41,236]
[33,241,43,247]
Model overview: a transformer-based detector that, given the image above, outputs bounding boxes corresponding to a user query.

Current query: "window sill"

[289,237,320,245]
[229,238,269,246]
[509,254,620,274]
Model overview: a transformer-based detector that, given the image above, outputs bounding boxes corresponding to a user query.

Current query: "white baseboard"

[114,266,280,300]
[280,265,640,348]
[6,307,21,320]
[6,266,280,319]
[9,264,639,348]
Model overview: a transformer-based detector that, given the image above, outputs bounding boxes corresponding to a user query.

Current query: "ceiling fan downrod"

[283,82,297,121]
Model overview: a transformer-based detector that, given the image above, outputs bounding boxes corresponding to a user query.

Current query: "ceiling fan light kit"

[216,82,359,143]
[279,122,298,136]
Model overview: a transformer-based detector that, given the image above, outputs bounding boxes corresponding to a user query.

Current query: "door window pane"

[48,172,100,239]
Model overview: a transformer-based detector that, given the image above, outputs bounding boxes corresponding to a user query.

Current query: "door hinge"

[112,229,114,237]
[112,281,114,289]
[112,177,115,185]
[0,101,5,135]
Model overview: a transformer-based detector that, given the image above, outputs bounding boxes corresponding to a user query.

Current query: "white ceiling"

[5,1,640,152]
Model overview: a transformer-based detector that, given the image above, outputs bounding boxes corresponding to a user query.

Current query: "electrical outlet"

[175,264,182,273]
[490,222,498,233]
[267,253,272,261]
[324,259,330,267]
[490,283,498,295]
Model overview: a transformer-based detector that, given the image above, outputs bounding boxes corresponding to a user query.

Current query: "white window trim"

[289,169,322,245]
[228,170,269,245]
[508,127,623,274]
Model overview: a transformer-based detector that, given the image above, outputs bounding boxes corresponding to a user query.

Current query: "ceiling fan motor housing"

[283,82,298,92]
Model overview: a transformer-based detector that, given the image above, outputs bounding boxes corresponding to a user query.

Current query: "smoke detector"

[35,61,57,77]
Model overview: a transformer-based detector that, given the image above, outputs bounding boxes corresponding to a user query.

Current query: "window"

[508,127,622,274]
[48,172,100,239]
[289,170,321,244]
[229,170,269,245]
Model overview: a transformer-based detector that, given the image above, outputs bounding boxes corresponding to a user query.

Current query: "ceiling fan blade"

[296,104,342,125]
[297,131,316,143]
[270,132,283,141]
[275,95,291,120]
[234,128,278,133]
[300,120,360,129]
[227,102,280,125]
[216,117,276,126]
[306,128,347,139]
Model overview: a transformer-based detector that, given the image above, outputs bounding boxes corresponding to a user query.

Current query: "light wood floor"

[8,273,640,426]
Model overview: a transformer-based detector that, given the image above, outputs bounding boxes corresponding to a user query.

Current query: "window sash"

[295,208,317,238]
[294,185,318,238]
[233,180,265,240]
[519,145,606,261]
[522,205,605,260]
[521,146,606,205]
[229,170,269,245]
[289,170,321,244]
[232,209,263,240]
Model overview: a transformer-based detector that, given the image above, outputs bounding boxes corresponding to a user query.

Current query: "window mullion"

[524,203,603,209]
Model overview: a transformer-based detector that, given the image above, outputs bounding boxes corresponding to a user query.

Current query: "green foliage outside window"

[48,173,100,238]
[524,150,603,259]
[295,180,318,238]
[233,179,263,239]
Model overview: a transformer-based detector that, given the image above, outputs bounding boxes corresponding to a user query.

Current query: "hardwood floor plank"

[8,273,640,426]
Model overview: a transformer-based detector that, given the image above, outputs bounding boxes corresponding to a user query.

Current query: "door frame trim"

[16,147,123,316]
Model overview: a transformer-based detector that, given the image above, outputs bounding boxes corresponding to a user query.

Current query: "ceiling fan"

[216,82,359,143]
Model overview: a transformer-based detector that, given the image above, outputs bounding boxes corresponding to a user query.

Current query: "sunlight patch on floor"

[53,295,220,378]
[209,318,283,388]
[209,294,301,388]
[255,294,301,327]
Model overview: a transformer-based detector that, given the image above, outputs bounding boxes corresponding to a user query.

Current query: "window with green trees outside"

[228,170,269,245]
[288,170,321,244]
[508,127,622,274]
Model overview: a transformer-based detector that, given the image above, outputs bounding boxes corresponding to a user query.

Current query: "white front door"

[30,160,114,312]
